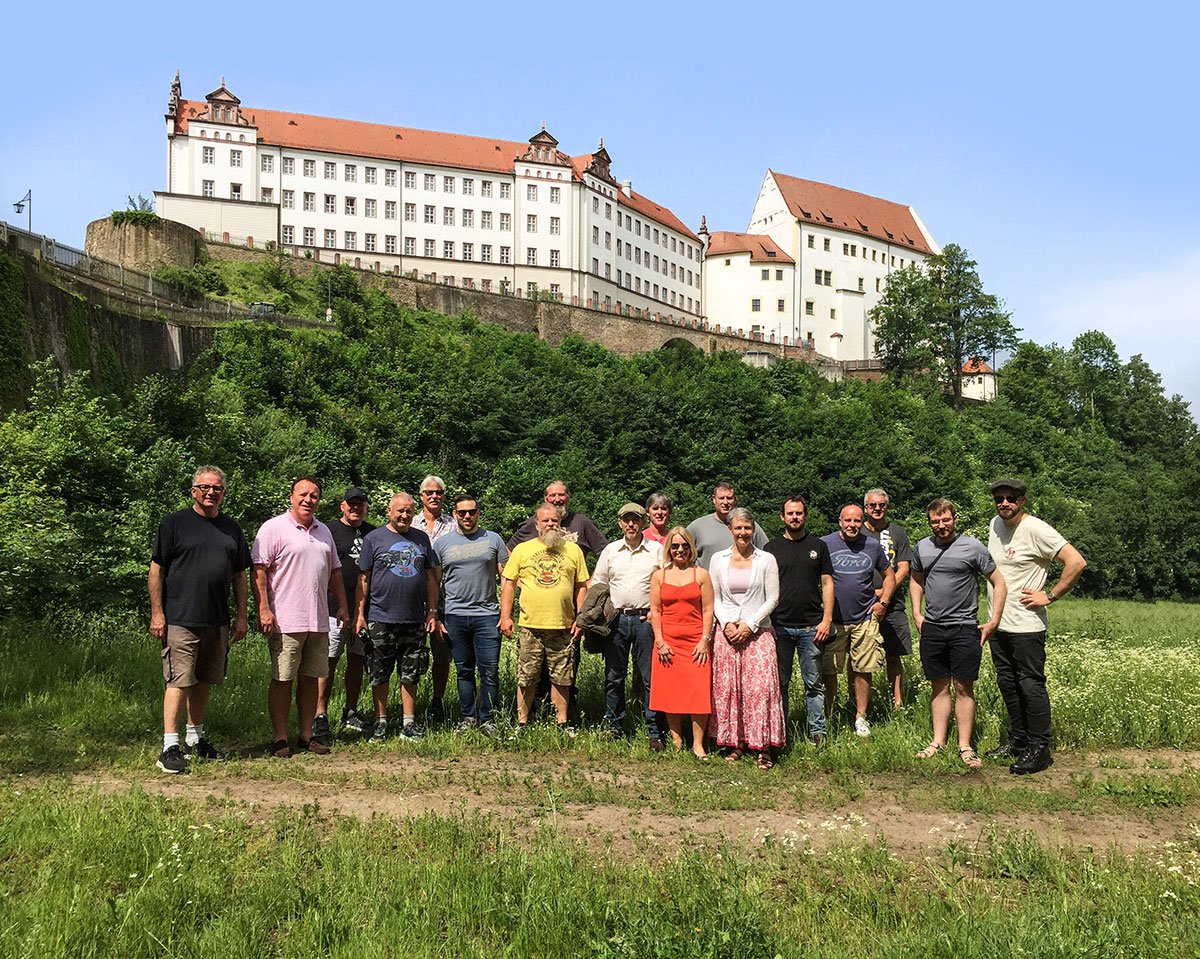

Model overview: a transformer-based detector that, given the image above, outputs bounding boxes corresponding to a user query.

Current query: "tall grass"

[3,598,1200,775]
[0,785,1197,959]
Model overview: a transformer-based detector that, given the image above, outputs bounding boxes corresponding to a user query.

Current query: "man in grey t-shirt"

[434,494,509,734]
[686,481,767,569]
[908,497,1006,770]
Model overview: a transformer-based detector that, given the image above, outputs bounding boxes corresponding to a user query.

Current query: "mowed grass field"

[2,598,1200,958]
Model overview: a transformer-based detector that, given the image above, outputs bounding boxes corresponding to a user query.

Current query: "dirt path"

[73,747,1200,861]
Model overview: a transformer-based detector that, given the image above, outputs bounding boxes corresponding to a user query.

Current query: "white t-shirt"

[987,514,1068,632]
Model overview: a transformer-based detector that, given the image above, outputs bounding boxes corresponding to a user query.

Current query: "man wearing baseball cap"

[314,486,376,738]
[987,478,1087,774]
[590,503,666,749]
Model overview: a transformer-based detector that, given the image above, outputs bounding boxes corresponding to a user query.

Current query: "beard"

[538,528,566,550]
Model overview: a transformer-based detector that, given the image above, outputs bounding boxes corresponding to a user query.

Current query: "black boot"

[986,740,1025,760]
[1010,744,1053,775]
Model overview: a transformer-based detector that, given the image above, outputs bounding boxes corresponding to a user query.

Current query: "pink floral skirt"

[710,624,786,751]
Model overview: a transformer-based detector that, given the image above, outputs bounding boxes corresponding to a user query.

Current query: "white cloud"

[1038,249,1200,417]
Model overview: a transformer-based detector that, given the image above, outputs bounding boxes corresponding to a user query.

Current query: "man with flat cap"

[987,478,1087,775]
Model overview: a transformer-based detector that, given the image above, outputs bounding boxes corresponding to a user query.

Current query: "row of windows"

[588,196,698,260]
[805,232,910,269]
[750,299,788,313]
[804,301,840,321]
[588,228,697,288]
[760,269,786,281]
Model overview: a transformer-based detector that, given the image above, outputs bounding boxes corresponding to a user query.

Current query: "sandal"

[916,742,943,760]
[724,748,743,762]
[755,752,774,770]
[958,746,982,769]
[271,739,292,758]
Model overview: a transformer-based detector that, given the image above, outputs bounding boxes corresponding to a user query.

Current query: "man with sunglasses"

[987,479,1087,774]
[434,495,509,735]
[149,466,251,773]
[414,476,456,724]
[861,488,913,709]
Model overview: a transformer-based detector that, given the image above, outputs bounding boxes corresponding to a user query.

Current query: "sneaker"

[455,718,477,735]
[854,716,871,738]
[371,718,388,743]
[312,714,331,739]
[297,738,330,755]
[557,722,578,739]
[479,720,499,738]
[399,721,425,741]
[182,738,220,760]
[342,708,366,734]
[986,742,1024,761]
[156,744,187,774]
[426,700,445,726]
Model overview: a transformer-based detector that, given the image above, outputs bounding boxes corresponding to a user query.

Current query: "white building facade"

[706,170,940,360]
[157,76,703,320]
[700,231,795,342]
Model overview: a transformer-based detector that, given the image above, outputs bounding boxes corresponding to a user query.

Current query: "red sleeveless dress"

[650,569,712,714]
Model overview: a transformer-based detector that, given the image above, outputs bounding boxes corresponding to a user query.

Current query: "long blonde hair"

[660,525,698,567]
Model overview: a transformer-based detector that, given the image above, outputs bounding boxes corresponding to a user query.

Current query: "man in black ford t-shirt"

[764,495,834,747]
[148,466,251,774]
[313,488,377,738]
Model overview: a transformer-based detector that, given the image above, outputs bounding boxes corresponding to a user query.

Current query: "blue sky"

[3,2,1197,413]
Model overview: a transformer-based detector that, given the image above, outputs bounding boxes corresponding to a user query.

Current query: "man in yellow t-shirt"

[500,505,589,732]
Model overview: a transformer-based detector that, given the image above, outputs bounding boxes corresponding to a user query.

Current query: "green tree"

[871,243,1020,407]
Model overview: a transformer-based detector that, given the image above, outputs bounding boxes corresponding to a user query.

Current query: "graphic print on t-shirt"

[380,541,421,578]
[532,550,567,588]
[830,550,874,575]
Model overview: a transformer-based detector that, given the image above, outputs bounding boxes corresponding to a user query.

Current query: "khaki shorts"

[515,627,575,687]
[822,619,884,675]
[269,631,330,682]
[162,625,229,688]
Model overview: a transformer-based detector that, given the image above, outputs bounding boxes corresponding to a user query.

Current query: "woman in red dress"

[649,526,715,759]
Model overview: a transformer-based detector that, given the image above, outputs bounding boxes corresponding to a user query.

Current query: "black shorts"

[919,621,983,682]
[366,622,429,686]
[880,606,912,656]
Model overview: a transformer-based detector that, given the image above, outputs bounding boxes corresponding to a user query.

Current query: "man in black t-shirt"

[314,488,377,738]
[148,466,251,774]
[862,488,913,708]
[764,495,834,745]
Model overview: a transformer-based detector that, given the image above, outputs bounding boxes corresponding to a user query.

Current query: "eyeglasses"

[865,502,888,510]
[421,489,445,497]
[668,543,691,552]
[193,484,225,493]
[994,494,1021,504]
[454,508,479,517]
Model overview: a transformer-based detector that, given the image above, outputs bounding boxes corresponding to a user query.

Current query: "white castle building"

[156,75,703,321]
[703,171,940,360]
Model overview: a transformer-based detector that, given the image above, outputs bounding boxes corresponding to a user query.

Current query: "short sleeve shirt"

[821,532,890,624]
[328,519,376,610]
[251,512,341,633]
[863,522,912,610]
[911,534,995,625]
[434,528,509,616]
[359,526,439,625]
[765,534,833,627]
[152,508,251,628]
[988,515,1068,632]
[502,539,589,629]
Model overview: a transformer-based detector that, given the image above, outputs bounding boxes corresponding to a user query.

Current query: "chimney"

[621,180,632,197]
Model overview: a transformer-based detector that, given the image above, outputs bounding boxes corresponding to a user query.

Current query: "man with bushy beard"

[500,505,589,734]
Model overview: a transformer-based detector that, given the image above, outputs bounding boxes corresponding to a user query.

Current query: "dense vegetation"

[0,257,1196,617]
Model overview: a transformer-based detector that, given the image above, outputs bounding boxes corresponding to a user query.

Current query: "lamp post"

[13,190,31,232]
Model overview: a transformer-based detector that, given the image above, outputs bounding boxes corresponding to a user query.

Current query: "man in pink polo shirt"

[252,476,350,758]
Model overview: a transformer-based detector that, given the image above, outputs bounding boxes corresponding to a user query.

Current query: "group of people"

[149,472,1085,777]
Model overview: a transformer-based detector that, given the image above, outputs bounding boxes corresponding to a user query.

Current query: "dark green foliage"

[0,253,31,408]
[153,262,228,299]
[109,209,158,226]
[0,262,1196,614]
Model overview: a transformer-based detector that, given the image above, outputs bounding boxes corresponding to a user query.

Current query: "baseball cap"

[342,487,368,503]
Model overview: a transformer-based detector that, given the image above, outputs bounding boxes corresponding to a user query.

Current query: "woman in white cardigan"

[709,508,786,768]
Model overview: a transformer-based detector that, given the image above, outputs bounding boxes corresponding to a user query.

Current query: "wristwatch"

[1046,589,1058,603]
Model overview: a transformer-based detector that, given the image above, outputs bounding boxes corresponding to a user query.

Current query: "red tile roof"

[703,231,794,263]
[175,99,697,240]
[962,359,995,374]
[770,171,936,255]
[570,155,698,241]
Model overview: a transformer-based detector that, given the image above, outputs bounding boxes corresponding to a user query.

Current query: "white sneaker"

[854,716,871,737]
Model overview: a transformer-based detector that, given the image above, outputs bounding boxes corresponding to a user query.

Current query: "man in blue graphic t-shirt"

[820,503,894,737]
[356,492,440,743]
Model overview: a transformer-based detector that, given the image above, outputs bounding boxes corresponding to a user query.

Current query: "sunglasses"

[993,494,1021,504]
[454,508,479,517]
[668,543,691,552]
[421,489,445,497]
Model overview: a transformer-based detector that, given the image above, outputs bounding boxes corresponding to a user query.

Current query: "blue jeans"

[603,612,661,740]
[442,614,501,724]
[774,624,826,737]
